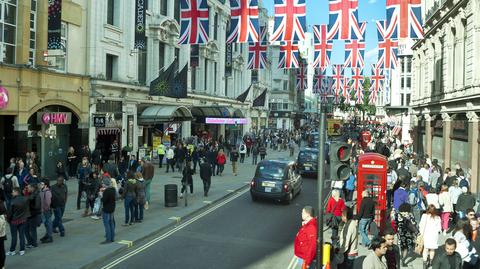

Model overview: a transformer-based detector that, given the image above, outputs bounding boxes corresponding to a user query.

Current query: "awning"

[392,126,402,136]
[191,106,232,118]
[139,106,193,124]
[97,128,121,136]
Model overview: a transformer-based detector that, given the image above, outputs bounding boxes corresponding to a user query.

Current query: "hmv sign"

[37,112,72,125]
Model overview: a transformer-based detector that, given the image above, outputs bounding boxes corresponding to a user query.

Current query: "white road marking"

[117,240,133,248]
[203,201,212,204]
[101,188,249,269]
[287,255,298,269]
[227,189,235,192]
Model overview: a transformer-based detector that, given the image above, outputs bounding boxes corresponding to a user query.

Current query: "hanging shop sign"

[0,86,9,109]
[205,118,247,125]
[37,112,72,125]
[134,0,146,50]
[93,116,106,127]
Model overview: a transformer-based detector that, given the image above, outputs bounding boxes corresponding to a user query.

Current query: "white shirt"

[425,193,440,209]
[449,186,463,204]
[165,149,174,159]
[417,168,430,182]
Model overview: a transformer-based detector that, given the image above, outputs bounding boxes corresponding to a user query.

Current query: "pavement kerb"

[81,183,251,269]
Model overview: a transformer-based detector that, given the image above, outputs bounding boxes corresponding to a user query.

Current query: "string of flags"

[178,0,424,105]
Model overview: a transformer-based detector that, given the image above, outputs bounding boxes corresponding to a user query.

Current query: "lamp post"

[316,94,334,268]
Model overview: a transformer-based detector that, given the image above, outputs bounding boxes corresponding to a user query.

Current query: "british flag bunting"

[227,0,260,43]
[313,25,333,68]
[344,22,366,68]
[327,0,363,40]
[278,41,300,69]
[351,67,364,104]
[386,0,424,40]
[178,0,209,45]
[377,20,399,69]
[248,26,268,69]
[271,0,307,42]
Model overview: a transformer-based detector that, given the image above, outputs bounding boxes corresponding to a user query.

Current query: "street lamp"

[316,94,334,268]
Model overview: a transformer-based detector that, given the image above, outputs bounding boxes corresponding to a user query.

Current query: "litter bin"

[165,184,178,207]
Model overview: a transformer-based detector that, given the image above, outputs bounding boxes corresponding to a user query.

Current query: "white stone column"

[424,113,433,158]
[455,17,465,91]
[467,112,479,193]
[88,100,97,151]
[181,121,191,139]
[442,113,452,169]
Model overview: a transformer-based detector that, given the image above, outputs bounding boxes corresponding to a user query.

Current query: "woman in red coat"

[294,206,318,269]
[215,149,227,176]
[326,189,346,243]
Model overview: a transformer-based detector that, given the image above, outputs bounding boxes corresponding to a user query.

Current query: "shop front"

[191,106,233,142]
[450,114,469,170]
[93,101,124,163]
[431,117,444,166]
[0,85,16,172]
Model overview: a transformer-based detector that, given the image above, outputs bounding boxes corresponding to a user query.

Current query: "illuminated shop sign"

[205,118,248,125]
[37,112,72,125]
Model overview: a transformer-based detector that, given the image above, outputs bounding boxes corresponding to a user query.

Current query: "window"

[52,22,68,71]
[0,0,17,64]
[401,58,405,73]
[191,67,196,90]
[406,94,411,105]
[406,57,411,73]
[106,54,118,81]
[107,0,115,25]
[401,78,405,88]
[214,12,218,40]
[174,47,180,62]
[406,77,411,88]
[283,103,288,110]
[159,42,165,70]
[401,94,405,106]
[160,0,168,16]
[174,0,180,22]
[462,20,468,86]
[138,38,147,84]
[283,81,288,91]
[204,59,208,91]
[29,0,36,65]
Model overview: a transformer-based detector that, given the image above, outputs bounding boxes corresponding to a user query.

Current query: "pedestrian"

[239,143,247,163]
[122,172,137,226]
[357,190,376,248]
[100,177,116,244]
[199,158,212,197]
[426,188,441,210]
[259,144,267,161]
[383,228,401,269]
[294,206,317,269]
[55,161,68,181]
[453,219,479,268]
[362,237,388,269]
[39,179,53,244]
[83,172,100,217]
[156,143,165,168]
[141,160,154,210]
[7,187,29,256]
[111,139,119,164]
[326,189,346,243]
[449,179,463,212]
[134,172,146,223]
[344,173,356,202]
[0,202,6,267]
[230,147,239,176]
[456,187,476,220]
[386,167,398,209]
[175,144,186,173]
[1,167,19,209]
[180,161,194,198]
[431,238,462,269]
[127,154,138,172]
[25,183,41,248]
[66,146,77,180]
[216,149,226,176]
[337,208,358,269]
[192,146,199,174]
[419,204,442,267]
[251,145,259,165]
[165,147,175,173]
[76,157,91,210]
[51,176,67,237]
[438,184,454,235]
[393,181,408,211]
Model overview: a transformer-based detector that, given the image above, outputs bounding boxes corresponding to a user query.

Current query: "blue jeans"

[52,207,65,233]
[359,218,372,246]
[102,213,115,242]
[135,202,144,221]
[124,196,135,224]
[42,210,53,239]
[9,222,26,252]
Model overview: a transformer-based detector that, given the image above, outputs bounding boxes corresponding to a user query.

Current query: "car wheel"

[284,191,294,205]
[251,195,258,202]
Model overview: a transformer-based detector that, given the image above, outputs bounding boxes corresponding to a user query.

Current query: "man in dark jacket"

[258,145,267,160]
[357,190,376,248]
[51,176,67,237]
[25,183,41,248]
[206,147,217,177]
[432,238,462,269]
[7,187,30,255]
[456,187,476,218]
[199,158,212,197]
[101,177,116,244]
[252,145,259,165]
[230,147,239,176]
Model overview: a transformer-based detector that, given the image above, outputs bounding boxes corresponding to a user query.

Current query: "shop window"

[159,42,165,70]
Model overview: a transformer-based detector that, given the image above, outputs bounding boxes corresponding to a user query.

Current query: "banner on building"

[150,60,176,96]
[168,64,188,98]
[47,0,62,49]
[190,45,199,68]
[252,89,267,107]
[236,84,251,103]
[225,43,233,77]
[134,0,147,50]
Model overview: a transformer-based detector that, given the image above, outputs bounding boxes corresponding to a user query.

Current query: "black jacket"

[432,246,462,269]
[8,195,30,223]
[51,183,68,208]
[102,187,116,213]
[357,197,376,220]
[456,193,476,212]
[182,166,193,184]
[28,190,41,216]
[199,162,212,181]
[230,151,239,162]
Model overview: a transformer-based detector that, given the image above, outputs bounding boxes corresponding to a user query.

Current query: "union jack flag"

[296,63,307,91]
[227,0,260,43]
[327,0,363,40]
[313,67,326,93]
[331,64,344,96]
[384,69,391,104]
[248,26,268,69]
[369,64,384,104]
[343,73,351,103]
[386,0,423,40]
[320,77,333,103]
[351,67,364,104]
[179,0,209,45]
[313,25,333,68]
[377,20,399,69]
[271,0,307,42]
[344,22,366,68]
[278,41,300,69]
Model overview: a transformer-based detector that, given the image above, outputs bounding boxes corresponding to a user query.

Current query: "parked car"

[250,160,302,204]
[297,148,319,177]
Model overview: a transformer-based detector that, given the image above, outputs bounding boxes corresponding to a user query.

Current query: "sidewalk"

[5,149,293,269]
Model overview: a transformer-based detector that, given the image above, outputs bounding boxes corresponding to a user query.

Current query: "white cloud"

[369,0,377,3]
[365,48,378,61]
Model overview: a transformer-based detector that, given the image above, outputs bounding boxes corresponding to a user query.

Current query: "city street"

[97,178,318,269]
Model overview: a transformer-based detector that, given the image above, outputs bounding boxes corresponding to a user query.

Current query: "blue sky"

[262,0,387,75]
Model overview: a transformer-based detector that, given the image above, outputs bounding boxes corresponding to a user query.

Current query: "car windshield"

[256,163,285,180]
[298,151,318,162]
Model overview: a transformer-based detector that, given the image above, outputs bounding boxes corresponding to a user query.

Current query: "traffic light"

[329,142,352,181]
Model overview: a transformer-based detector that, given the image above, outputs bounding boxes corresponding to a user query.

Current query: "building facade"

[411,0,480,191]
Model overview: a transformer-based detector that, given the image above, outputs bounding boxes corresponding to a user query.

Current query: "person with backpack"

[251,145,259,165]
[83,172,100,217]
[25,183,41,248]
[239,143,247,163]
[39,179,53,243]
[51,176,68,237]
[1,167,19,209]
